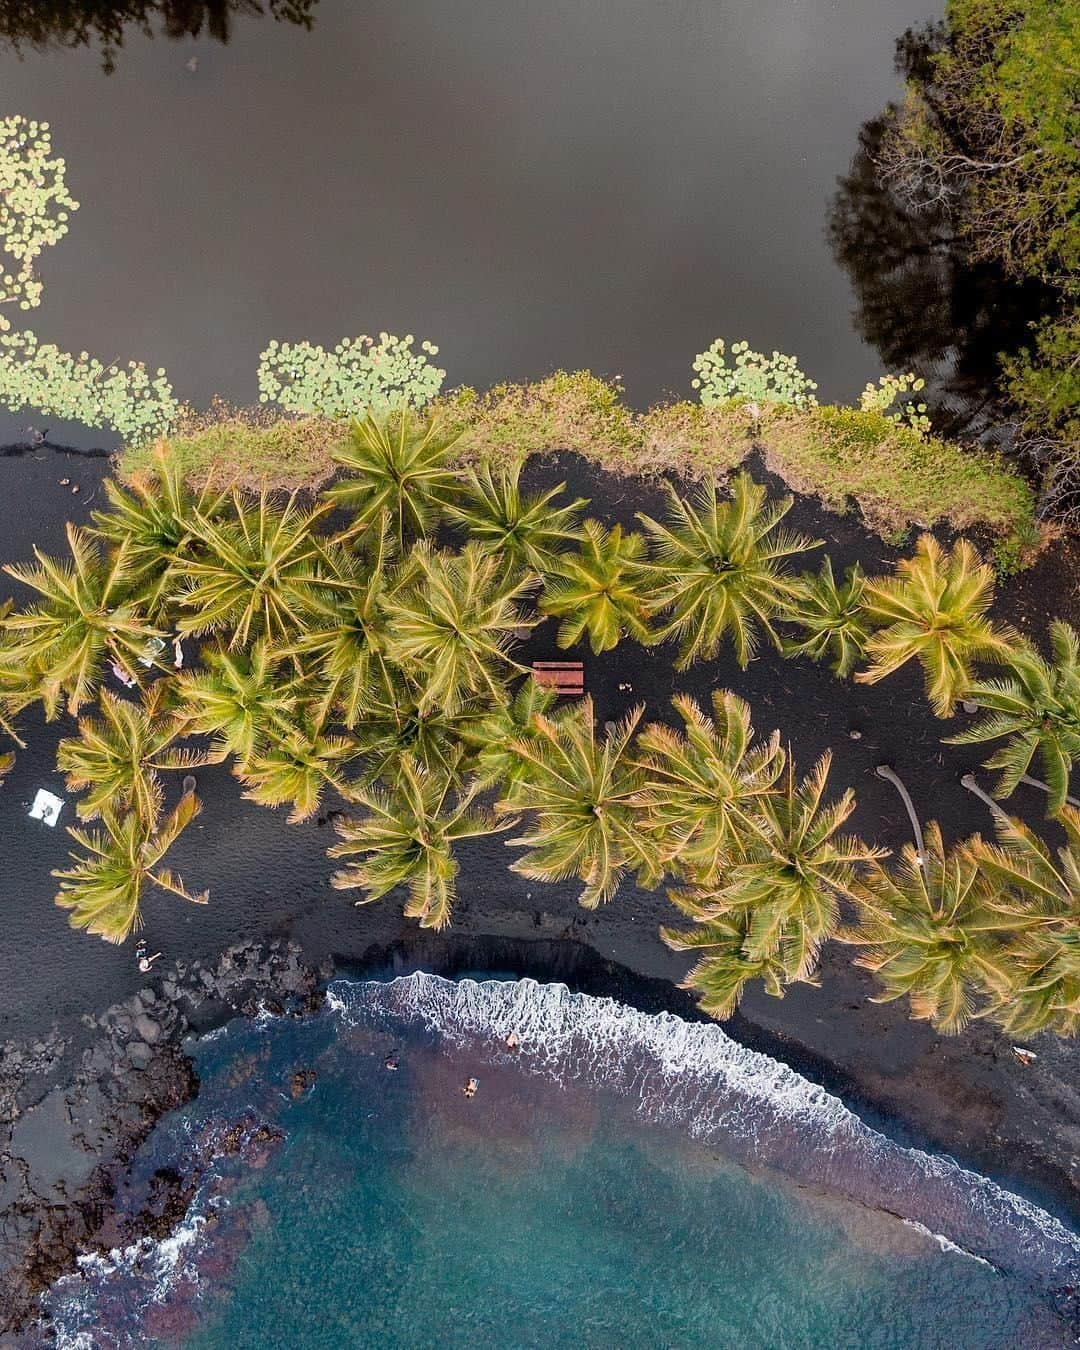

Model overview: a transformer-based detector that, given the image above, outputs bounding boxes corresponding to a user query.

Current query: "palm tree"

[352,692,485,788]
[0,602,30,748]
[781,558,870,678]
[175,640,305,769]
[662,910,813,1019]
[632,690,785,884]
[287,528,401,729]
[57,682,212,826]
[171,491,331,649]
[91,446,228,613]
[52,791,208,943]
[855,534,1014,717]
[323,409,462,547]
[0,750,13,784]
[2,524,163,717]
[946,622,1080,814]
[385,542,537,714]
[443,463,587,573]
[499,697,662,907]
[539,520,652,654]
[636,473,819,670]
[664,753,885,1014]
[461,676,557,791]
[846,822,1016,1033]
[328,754,507,929]
[963,807,1080,1037]
[237,719,358,823]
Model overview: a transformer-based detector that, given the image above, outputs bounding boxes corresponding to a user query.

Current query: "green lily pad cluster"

[860,371,931,437]
[691,338,818,409]
[0,115,77,333]
[257,333,446,418]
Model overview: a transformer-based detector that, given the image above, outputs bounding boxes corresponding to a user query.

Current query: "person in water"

[384,1053,399,1071]
[505,1032,520,1050]
[462,1077,479,1098]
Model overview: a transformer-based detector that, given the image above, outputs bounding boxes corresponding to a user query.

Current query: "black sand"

[2,438,1079,1234]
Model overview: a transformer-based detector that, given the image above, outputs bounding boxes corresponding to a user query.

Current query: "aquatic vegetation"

[258,333,445,418]
[52,790,207,943]
[0,115,77,331]
[636,473,819,669]
[856,534,1014,717]
[500,698,662,908]
[539,521,652,654]
[859,372,930,437]
[329,755,506,929]
[691,339,818,409]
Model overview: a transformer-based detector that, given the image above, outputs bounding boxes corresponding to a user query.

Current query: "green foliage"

[329,755,505,930]
[258,333,445,418]
[946,621,1080,813]
[52,790,207,943]
[637,473,819,669]
[443,462,587,573]
[847,821,1016,1033]
[324,409,462,547]
[781,558,870,678]
[633,691,784,884]
[692,339,818,409]
[56,682,209,826]
[859,372,930,436]
[0,115,77,332]
[2,524,163,717]
[0,330,179,442]
[963,805,1080,1037]
[665,753,885,1016]
[236,718,357,823]
[540,520,652,654]
[500,698,662,908]
[856,534,1013,716]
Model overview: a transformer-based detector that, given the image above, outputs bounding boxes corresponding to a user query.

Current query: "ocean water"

[46,976,1079,1348]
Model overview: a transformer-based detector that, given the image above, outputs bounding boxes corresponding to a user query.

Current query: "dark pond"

[0,0,950,421]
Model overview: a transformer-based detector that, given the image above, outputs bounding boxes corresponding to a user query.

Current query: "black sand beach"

[2,435,1080,1330]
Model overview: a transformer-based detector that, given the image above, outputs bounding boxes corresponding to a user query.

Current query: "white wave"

[902,1219,997,1271]
[328,973,1080,1289]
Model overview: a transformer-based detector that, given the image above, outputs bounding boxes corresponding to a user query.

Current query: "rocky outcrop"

[0,941,328,1338]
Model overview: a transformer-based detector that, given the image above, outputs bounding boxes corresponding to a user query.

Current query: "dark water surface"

[0,0,940,412]
[44,977,1077,1348]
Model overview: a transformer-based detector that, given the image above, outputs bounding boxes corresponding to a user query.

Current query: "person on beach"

[135,940,161,973]
[462,1077,478,1098]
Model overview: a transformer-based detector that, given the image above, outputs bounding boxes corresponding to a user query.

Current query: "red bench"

[531,661,584,696]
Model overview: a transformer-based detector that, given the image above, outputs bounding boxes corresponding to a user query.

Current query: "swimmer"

[462,1077,479,1099]
[505,1032,520,1050]
[384,1053,400,1071]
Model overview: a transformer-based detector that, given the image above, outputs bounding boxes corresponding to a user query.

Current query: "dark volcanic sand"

[2,436,1080,1235]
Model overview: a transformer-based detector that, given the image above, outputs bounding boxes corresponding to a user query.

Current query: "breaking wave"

[328,973,1080,1290]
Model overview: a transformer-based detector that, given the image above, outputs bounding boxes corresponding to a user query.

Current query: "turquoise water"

[47,977,1076,1348]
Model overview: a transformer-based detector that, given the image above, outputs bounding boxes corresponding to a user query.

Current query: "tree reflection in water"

[0,0,317,72]
[827,108,1056,446]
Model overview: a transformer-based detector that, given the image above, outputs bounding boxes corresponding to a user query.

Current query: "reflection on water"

[827,41,1056,445]
[45,977,1077,1348]
[0,0,317,72]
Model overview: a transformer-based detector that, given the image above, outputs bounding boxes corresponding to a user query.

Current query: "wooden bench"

[531,661,584,696]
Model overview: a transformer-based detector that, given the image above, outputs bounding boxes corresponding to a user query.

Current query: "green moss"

[758,404,1035,548]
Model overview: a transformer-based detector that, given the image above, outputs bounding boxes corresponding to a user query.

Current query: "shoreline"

[3,441,1080,1334]
[4,938,1079,1341]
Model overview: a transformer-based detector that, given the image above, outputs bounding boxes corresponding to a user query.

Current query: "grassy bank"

[118,373,1037,559]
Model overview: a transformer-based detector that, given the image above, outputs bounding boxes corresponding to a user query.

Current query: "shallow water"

[45,976,1077,1347]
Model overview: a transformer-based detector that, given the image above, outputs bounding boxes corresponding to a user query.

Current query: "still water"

[0,0,943,414]
[45,976,1078,1347]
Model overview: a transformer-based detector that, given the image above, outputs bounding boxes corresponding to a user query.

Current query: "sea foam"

[328,973,1080,1290]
